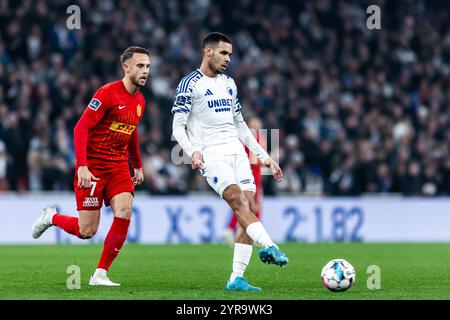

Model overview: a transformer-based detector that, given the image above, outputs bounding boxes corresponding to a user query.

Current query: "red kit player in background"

[31,46,150,286]
[223,116,267,245]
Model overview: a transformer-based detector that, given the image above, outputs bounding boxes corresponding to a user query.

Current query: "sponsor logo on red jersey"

[109,121,137,135]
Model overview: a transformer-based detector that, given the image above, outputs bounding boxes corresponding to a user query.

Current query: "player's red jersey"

[74,80,145,168]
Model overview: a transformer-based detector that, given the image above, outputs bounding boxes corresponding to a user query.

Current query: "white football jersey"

[171,69,246,157]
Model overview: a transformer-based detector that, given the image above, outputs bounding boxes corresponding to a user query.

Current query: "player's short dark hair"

[120,46,150,64]
[201,32,232,49]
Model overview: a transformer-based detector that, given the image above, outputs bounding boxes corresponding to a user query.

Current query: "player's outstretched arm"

[172,112,202,170]
[74,88,111,167]
[234,114,269,163]
[233,114,283,182]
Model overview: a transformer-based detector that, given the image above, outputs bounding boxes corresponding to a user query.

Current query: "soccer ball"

[321,258,355,292]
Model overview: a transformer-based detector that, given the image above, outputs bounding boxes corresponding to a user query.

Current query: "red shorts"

[73,160,134,211]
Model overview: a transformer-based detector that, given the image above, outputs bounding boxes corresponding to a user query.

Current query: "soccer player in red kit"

[223,116,266,244]
[31,46,150,286]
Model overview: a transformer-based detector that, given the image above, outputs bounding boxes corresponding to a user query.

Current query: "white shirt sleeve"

[172,112,197,158]
[171,80,198,158]
[232,83,270,163]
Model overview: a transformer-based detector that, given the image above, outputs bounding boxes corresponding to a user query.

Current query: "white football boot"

[31,205,57,239]
[89,268,121,286]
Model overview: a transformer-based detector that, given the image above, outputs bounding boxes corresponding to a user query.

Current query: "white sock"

[230,243,253,283]
[245,222,277,248]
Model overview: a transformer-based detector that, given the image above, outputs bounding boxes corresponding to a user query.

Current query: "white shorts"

[200,154,256,197]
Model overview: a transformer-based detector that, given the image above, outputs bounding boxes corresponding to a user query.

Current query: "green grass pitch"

[0,243,449,299]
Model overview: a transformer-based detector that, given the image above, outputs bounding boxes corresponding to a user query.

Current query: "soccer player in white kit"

[172,32,289,291]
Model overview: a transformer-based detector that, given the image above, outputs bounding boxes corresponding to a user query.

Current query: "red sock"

[228,212,238,231]
[97,217,130,271]
[52,214,82,238]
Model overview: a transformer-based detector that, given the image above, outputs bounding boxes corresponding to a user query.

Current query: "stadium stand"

[1,0,450,196]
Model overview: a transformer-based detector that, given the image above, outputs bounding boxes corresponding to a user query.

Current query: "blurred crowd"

[1,0,450,196]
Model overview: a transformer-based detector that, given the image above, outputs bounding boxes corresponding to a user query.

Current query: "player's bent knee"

[78,226,97,239]
[115,206,132,219]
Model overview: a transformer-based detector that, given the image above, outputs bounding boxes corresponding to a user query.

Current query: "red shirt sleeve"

[128,128,142,169]
[128,97,144,169]
[73,87,111,166]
